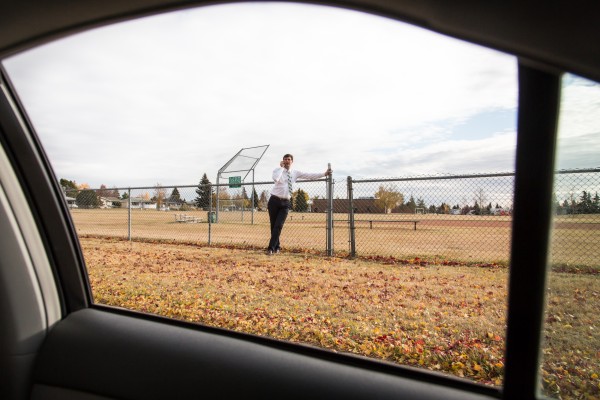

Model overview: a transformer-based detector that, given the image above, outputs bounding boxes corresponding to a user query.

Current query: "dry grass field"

[71,209,600,268]
[81,236,599,399]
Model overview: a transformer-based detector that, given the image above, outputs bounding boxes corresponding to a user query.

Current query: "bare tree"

[97,184,110,199]
[473,188,487,215]
[154,183,167,209]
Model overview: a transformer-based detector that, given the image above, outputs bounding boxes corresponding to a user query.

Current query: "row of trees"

[61,179,187,209]
[61,179,124,198]
[194,173,260,210]
[64,177,497,213]
[555,190,600,215]
[62,178,600,216]
[194,173,311,212]
[373,184,600,215]
[61,177,507,214]
[61,179,102,208]
[373,184,509,215]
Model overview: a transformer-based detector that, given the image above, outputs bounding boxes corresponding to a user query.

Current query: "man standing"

[267,154,332,255]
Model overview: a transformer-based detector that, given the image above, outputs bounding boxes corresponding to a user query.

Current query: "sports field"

[71,208,600,268]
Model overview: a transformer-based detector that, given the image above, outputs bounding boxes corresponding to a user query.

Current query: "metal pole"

[251,170,255,225]
[326,163,333,256]
[215,175,220,223]
[347,176,356,258]
[127,188,132,241]
[208,184,212,245]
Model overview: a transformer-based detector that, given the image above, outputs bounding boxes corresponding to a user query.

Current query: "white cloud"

[3,2,532,189]
[556,77,600,169]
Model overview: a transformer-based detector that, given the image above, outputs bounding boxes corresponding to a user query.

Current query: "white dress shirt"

[271,167,325,199]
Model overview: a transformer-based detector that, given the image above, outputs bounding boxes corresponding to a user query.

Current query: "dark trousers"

[267,195,290,251]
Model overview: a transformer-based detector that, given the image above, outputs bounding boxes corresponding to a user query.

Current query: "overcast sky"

[3,2,599,190]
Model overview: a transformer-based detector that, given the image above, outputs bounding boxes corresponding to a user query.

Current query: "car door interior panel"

[32,308,496,400]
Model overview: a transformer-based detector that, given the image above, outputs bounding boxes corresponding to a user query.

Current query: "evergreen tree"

[121,191,129,200]
[76,189,100,209]
[252,188,259,209]
[579,191,593,214]
[473,201,481,215]
[294,189,309,212]
[169,187,181,203]
[195,173,212,209]
[241,187,250,209]
[60,178,79,197]
[405,195,416,213]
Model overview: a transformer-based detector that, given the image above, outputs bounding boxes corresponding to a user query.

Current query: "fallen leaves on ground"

[81,237,598,398]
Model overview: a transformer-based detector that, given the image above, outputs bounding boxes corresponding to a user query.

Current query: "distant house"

[99,196,122,209]
[166,198,185,210]
[491,207,512,216]
[119,197,155,209]
[65,196,77,209]
[311,198,386,213]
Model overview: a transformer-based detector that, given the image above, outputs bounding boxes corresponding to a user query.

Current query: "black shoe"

[266,250,273,255]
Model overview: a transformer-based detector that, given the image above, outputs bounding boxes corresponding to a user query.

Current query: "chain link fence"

[67,179,332,254]
[66,168,600,268]
[339,173,515,264]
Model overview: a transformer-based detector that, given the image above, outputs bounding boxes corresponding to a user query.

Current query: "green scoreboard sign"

[228,176,242,188]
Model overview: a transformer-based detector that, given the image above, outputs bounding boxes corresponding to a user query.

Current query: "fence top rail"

[350,167,600,184]
[89,179,329,192]
[555,167,600,175]
[86,167,599,191]
[350,173,515,184]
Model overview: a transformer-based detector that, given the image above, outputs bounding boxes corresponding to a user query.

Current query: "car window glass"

[3,1,522,389]
[543,74,600,399]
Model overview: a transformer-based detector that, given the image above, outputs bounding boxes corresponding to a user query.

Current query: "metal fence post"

[208,184,212,245]
[347,176,356,258]
[326,164,333,256]
[215,178,220,224]
[251,170,255,225]
[127,187,132,241]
